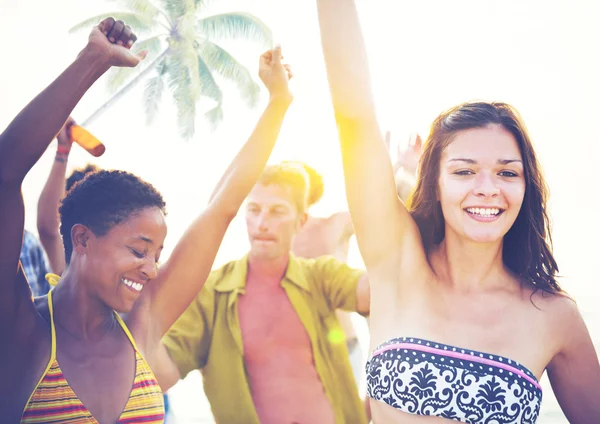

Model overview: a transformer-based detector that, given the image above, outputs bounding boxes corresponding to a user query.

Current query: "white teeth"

[122,278,142,292]
[467,207,500,217]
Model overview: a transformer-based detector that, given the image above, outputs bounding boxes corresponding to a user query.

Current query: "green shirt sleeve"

[161,273,217,378]
[312,256,364,312]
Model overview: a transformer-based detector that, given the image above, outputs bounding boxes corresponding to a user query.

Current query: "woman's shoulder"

[528,286,576,311]
[527,287,582,334]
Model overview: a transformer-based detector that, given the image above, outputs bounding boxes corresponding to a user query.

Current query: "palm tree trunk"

[82,48,170,127]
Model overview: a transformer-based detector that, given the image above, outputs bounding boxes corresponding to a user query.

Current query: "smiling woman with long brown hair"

[316,0,600,422]
[0,18,293,423]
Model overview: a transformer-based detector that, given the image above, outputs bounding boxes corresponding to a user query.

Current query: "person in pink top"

[159,162,371,424]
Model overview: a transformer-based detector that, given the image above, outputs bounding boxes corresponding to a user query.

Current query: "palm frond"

[197,55,222,103]
[171,7,197,44]
[143,74,165,124]
[196,12,272,47]
[194,0,215,8]
[160,0,195,20]
[204,103,223,130]
[176,95,197,139]
[166,55,196,139]
[106,68,138,94]
[198,40,260,108]
[109,0,174,28]
[186,45,202,101]
[168,41,202,101]
[165,54,188,99]
[80,49,169,127]
[69,11,156,33]
[106,36,164,93]
[136,34,165,52]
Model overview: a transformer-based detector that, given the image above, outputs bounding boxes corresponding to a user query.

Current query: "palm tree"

[72,0,272,138]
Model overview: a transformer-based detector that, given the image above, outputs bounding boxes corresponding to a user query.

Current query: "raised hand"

[55,116,77,162]
[388,132,422,176]
[57,117,76,147]
[81,18,147,68]
[259,45,293,103]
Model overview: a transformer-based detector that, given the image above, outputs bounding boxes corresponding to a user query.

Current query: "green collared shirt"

[163,253,367,424]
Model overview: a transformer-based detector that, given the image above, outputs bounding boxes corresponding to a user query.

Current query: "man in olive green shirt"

[160,163,370,424]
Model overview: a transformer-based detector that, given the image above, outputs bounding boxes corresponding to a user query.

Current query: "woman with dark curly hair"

[0,17,293,423]
[316,0,600,422]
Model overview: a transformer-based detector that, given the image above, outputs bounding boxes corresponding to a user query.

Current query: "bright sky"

[2,0,599,419]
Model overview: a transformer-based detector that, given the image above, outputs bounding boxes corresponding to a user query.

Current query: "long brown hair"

[409,101,561,293]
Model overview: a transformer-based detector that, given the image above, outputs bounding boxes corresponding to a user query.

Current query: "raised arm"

[0,19,145,330]
[316,0,426,276]
[147,47,293,335]
[37,118,77,275]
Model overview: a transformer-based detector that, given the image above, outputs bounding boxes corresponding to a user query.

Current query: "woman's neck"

[50,269,118,341]
[429,233,509,292]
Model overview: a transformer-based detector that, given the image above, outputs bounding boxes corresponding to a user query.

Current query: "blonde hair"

[258,163,310,213]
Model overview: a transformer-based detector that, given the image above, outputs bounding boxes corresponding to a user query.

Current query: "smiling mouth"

[464,207,504,218]
[121,277,143,292]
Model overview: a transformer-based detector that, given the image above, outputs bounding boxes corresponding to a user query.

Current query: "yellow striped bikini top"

[21,288,165,423]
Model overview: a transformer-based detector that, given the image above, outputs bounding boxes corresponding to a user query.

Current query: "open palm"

[388,132,422,175]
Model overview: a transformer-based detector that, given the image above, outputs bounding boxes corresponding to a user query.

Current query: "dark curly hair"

[409,101,561,294]
[66,163,100,191]
[59,170,167,264]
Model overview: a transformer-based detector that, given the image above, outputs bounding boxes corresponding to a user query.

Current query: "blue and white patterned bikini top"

[366,337,542,424]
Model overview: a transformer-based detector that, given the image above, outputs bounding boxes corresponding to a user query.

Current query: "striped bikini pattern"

[21,352,164,423]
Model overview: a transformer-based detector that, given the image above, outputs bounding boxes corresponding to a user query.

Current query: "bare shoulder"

[529,288,584,336]
[327,211,353,234]
[529,288,578,315]
[328,211,351,224]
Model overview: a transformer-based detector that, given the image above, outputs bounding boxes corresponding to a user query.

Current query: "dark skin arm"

[0,18,145,420]
[0,18,146,328]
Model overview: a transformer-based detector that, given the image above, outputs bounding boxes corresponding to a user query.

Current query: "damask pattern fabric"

[366,337,542,423]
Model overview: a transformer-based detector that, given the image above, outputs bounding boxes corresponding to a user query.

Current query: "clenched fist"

[80,17,147,68]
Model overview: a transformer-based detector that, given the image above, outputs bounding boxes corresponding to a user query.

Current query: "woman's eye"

[130,248,145,259]
[453,170,474,176]
[499,171,518,177]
